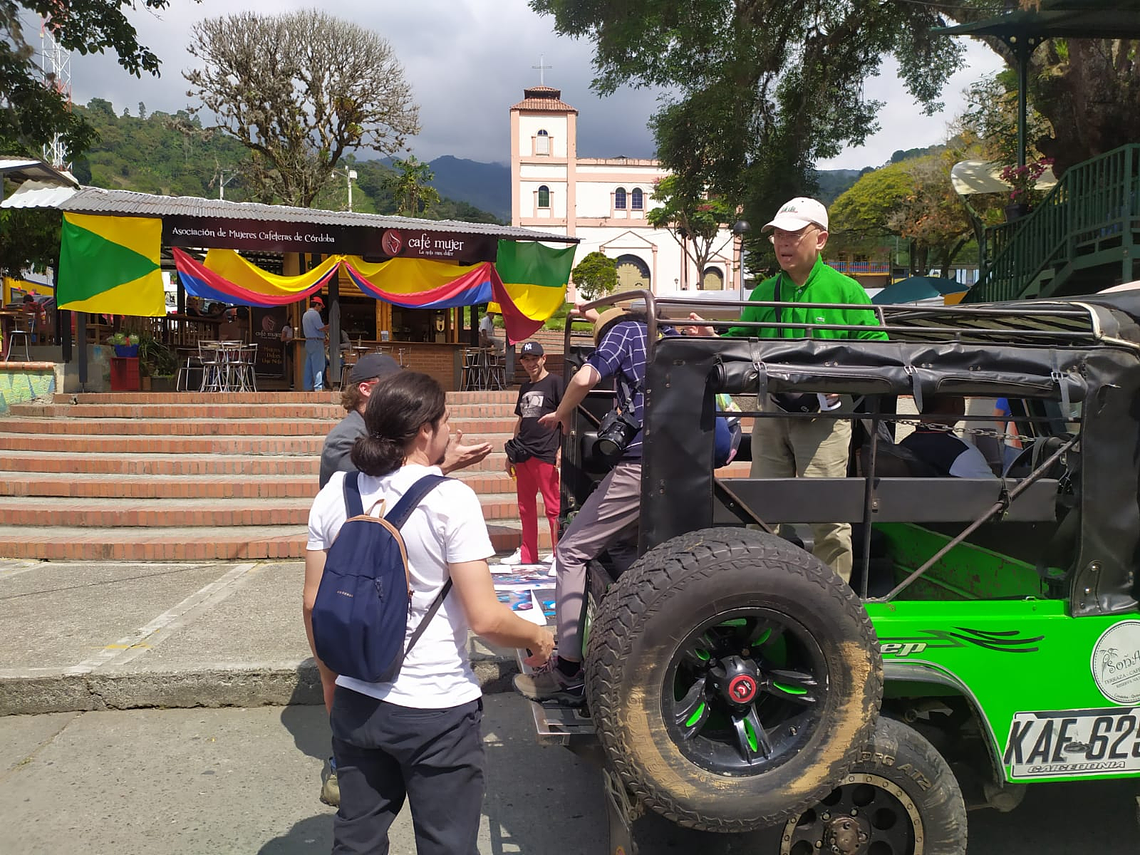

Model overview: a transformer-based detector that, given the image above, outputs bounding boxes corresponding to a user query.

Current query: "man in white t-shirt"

[304,370,553,853]
[478,308,503,352]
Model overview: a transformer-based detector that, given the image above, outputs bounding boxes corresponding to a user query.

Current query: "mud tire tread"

[586,528,883,832]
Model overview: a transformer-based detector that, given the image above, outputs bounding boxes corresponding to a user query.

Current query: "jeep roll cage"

[562,288,1140,618]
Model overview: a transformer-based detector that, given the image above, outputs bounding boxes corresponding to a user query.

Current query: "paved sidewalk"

[0,559,518,715]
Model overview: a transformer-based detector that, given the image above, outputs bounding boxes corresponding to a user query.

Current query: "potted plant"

[138,335,178,391]
[999,157,1053,221]
[107,332,140,357]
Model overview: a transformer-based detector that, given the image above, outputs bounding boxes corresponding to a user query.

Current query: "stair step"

[12,401,520,420]
[0,523,547,561]
[57,390,522,405]
[0,491,546,523]
[0,434,325,454]
[0,416,518,436]
[0,451,320,476]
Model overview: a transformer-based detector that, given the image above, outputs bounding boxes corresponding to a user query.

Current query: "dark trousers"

[331,686,484,855]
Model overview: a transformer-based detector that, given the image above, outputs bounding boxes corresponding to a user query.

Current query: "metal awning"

[0,158,78,188]
[935,3,1140,41]
[0,183,577,244]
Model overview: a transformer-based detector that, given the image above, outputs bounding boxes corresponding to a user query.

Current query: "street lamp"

[334,167,358,211]
[732,219,750,300]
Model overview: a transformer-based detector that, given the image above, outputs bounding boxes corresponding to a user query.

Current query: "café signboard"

[163,216,497,264]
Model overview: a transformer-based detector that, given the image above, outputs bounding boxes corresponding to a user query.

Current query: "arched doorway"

[702,266,724,291]
[615,254,651,290]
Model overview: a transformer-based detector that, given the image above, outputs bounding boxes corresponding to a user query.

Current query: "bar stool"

[461,348,481,391]
[3,313,33,361]
[484,348,506,390]
[235,343,258,392]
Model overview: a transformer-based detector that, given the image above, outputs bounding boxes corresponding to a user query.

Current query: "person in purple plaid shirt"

[513,304,673,705]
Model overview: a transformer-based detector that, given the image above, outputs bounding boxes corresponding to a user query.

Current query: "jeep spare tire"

[586,528,883,833]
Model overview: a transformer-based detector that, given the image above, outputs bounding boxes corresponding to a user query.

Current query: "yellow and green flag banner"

[57,213,165,316]
[488,239,575,324]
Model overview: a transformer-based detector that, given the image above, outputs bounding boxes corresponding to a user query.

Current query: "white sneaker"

[540,553,554,563]
[499,548,523,566]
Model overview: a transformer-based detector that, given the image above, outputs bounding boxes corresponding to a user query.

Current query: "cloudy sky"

[62,0,1005,170]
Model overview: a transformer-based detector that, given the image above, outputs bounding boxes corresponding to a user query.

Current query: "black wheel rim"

[781,773,922,855]
[662,607,828,776]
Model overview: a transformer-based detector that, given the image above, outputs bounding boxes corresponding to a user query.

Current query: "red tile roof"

[510,85,578,113]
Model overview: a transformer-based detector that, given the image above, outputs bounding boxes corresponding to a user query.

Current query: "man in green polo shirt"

[691,197,886,581]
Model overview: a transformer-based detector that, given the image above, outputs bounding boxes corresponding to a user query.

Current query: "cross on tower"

[532,54,552,86]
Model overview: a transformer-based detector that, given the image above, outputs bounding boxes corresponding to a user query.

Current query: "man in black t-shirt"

[501,341,564,566]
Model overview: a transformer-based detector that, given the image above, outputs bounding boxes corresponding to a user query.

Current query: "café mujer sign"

[163,216,497,264]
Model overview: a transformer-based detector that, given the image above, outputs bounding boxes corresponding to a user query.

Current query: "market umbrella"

[871,276,967,305]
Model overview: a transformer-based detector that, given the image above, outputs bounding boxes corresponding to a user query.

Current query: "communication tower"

[40,19,73,169]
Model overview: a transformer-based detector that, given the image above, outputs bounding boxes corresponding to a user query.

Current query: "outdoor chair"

[3,312,33,362]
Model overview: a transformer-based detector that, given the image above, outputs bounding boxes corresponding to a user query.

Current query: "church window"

[536,129,550,155]
[538,185,551,208]
[631,188,643,210]
[614,187,627,210]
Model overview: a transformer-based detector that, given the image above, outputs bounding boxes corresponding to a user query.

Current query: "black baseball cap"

[520,341,544,357]
[349,353,401,383]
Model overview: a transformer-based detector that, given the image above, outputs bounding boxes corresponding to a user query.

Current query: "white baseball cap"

[762,197,829,233]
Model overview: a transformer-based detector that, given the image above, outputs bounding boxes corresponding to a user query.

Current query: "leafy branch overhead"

[532,0,964,226]
[0,0,182,158]
[183,10,420,207]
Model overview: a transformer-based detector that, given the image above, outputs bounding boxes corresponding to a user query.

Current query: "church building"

[509,84,743,298]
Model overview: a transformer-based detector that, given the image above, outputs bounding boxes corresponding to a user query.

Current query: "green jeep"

[523,288,1140,854]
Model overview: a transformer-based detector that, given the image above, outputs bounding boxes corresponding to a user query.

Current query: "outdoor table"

[198,340,246,392]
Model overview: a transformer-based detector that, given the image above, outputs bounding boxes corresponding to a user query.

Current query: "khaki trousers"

[750,414,853,581]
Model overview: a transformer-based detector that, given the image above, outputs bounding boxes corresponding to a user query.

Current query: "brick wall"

[401,345,461,391]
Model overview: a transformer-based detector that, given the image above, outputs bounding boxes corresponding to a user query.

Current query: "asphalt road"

[1,693,1137,854]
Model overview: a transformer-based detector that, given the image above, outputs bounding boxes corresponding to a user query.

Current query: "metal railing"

[967,144,1140,303]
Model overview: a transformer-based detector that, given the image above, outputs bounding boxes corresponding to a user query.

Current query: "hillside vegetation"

[71,99,503,223]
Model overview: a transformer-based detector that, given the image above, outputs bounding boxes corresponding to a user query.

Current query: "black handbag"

[769,277,821,414]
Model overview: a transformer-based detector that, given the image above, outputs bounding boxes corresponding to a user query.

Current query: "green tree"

[184,10,420,207]
[957,71,1051,167]
[0,1,178,160]
[389,156,441,217]
[646,175,736,285]
[934,0,1140,176]
[571,251,618,301]
[532,0,964,256]
[830,152,982,278]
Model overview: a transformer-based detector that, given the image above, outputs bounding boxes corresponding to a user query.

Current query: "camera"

[595,408,641,463]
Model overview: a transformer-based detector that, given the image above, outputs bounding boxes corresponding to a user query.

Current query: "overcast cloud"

[61,0,1005,171]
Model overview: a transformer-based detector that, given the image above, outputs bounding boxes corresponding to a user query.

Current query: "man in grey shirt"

[319,353,493,487]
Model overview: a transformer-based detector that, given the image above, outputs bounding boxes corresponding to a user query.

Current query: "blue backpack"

[311,471,450,683]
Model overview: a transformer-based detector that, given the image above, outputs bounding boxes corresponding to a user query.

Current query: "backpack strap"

[384,474,453,657]
[341,470,365,518]
[384,474,449,529]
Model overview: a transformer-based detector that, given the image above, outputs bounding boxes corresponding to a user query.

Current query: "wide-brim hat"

[762,197,829,233]
[593,307,631,344]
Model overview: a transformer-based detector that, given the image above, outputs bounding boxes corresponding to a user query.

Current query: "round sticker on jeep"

[1092,621,1140,704]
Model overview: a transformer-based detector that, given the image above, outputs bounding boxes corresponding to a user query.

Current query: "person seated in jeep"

[899,396,996,479]
[688,197,887,581]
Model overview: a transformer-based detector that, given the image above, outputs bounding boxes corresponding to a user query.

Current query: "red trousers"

[516,457,560,564]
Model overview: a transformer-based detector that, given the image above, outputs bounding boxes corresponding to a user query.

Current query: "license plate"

[1005,708,1140,779]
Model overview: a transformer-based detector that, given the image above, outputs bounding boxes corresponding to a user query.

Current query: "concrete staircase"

[0,391,543,561]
